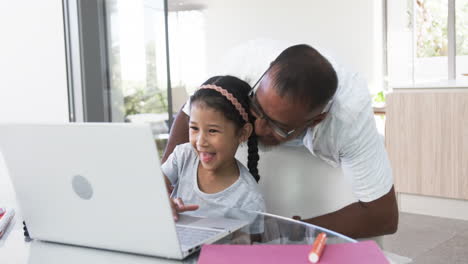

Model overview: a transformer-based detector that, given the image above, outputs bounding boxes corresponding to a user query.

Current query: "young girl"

[161,75,265,218]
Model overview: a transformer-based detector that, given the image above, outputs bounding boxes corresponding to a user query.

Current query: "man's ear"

[239,123,253,144]
[310,112,328,127]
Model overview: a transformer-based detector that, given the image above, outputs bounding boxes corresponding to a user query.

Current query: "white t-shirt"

[161,143,266,218]
[299,61,393,203]
[182,48,393,203]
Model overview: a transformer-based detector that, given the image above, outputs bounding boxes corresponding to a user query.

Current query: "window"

[414,0,449,82]
[65,0,171,157]
[387,0,468,86]
[106,0,170,127]
[456,0,468,78]
[168,10,206,113]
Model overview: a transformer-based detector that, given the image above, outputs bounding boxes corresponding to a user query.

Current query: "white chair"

[171,86,189,114]
[235,145,384,247]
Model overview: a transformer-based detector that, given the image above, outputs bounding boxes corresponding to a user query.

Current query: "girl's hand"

[170,197,199,221]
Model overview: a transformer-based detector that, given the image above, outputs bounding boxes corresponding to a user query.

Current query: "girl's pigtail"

[247,134,260,182]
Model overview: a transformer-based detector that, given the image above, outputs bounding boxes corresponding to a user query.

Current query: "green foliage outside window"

[416,0,468,57]
[456,0,468,56]
[416,0,448,57]
[110,41,168,117]
[124,84,167,116]
[373,91,386,104]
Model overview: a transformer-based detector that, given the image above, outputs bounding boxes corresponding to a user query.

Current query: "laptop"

[0,123,248,259]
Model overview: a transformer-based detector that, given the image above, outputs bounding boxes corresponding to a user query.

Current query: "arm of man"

[303,186,398,238]
[162,107,190,163]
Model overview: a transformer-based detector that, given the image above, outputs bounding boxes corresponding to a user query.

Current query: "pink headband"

[199,84,249,123]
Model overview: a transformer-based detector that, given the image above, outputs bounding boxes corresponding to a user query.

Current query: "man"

[163,44,398,239]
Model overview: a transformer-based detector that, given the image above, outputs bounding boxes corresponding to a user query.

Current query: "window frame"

[63,0,173,124]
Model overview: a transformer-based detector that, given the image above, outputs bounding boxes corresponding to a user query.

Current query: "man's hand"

[170,197,199,221]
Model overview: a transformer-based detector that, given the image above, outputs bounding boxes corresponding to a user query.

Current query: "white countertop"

[392,79,468,89]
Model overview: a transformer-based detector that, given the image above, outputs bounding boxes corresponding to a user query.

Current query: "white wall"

[0,1,69,123]
[0,1,69,205]
[201,0,384,93]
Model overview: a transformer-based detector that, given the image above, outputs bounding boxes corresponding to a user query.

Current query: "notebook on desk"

[198,240,389,264]
[0,123,248,260]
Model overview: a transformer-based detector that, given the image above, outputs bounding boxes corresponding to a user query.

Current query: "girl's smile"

[199,151,216,163]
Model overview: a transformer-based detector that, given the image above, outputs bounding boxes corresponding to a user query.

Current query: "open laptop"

[0,123,248,259]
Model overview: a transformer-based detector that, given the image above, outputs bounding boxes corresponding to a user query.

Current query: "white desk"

[0,205,355,263]
[0,151,355,263]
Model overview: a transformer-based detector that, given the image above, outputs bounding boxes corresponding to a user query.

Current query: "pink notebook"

[198,240,389,264]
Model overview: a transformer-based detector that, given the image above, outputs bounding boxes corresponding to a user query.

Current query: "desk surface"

[1,208,355,263]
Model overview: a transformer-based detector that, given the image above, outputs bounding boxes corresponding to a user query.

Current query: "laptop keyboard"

[176,225,222,249]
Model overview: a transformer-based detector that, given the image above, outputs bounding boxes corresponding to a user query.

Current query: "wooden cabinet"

[386,89,468,200]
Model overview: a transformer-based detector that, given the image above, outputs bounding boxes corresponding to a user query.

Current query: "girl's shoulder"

[236,161,264,200]
[169,143,199,173]
[235,169,266,212]
[173,143,198,159]
[236,160,258,186]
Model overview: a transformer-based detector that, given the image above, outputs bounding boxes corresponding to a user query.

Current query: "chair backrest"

[236,145,357,218]
[171,86,189,114]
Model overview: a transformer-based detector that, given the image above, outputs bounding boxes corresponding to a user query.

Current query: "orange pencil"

[308,232,327,263]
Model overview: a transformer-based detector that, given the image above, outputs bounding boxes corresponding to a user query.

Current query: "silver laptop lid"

[0,123,183,259]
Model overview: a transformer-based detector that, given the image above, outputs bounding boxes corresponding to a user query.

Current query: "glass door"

[105,0,170,156]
